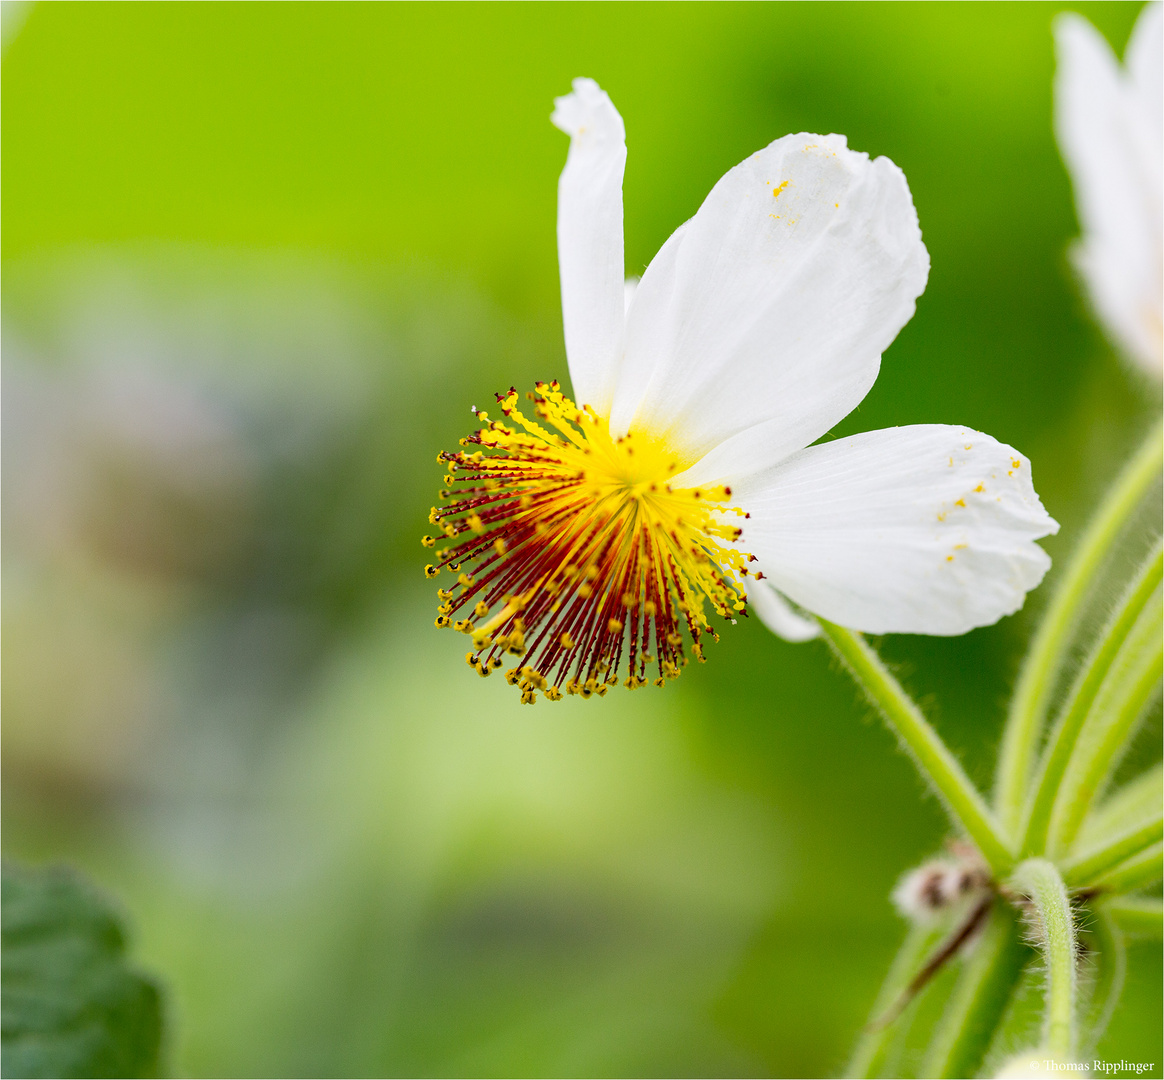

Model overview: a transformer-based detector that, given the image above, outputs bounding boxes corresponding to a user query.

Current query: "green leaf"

[1,861,163,1079]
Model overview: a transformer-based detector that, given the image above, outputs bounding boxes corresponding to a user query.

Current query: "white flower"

[1055,2,1163,381]
[427,79,1058,700]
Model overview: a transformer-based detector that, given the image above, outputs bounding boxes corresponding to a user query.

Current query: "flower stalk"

[817,619,1014,876]
[1078,764,1162,846]
[1090,842,1163,894]
[994,417,1163,833]
[1021,543,1163,854]
[1010,859,1078,1060]
[1045,588,1163,856]
[1061,816,1163,887]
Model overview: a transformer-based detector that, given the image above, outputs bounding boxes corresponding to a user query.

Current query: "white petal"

[551,78,628,414]
[608,133,930,480]
[1055,12,1163,380]
[734,426,1060,636]
[1127,2,1163,137]
[745,580,820,642]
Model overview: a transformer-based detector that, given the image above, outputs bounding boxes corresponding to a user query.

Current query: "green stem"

[1010,858,1078,1059]
[1105,896,1163,939]
[917,900,1029,1079]
[846,920,946,1079]
[1061,817,1163,887]
[1021,544,1163,855]
[1092,842,1163,894]
[1046,589,1163,856]
[1080,902,1126,1058]
[995,419,1163,833]
[818,620,1013,876]
[1078,763,1162,850]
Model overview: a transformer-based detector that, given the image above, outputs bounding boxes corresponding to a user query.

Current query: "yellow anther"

[421,535,436,548]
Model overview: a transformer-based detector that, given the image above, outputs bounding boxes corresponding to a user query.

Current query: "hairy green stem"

[995,419,1164,832]
[1021,544,1163,854]
[1046,589,1163,856]
[1092,842,1163,894]
[1061,817,1164,887]
[1078,763,1162,850]
[818,620,1013,876]
[1106,896,1163,939]
[1011,859,1077,1059]
[1080,902,1126,1058]
[917,900,1028,1079]
[846,920,946,1079]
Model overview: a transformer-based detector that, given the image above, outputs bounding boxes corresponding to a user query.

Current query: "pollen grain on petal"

[425,383,751,702]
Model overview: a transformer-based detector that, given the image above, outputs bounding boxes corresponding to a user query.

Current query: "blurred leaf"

[1,861,162,1079]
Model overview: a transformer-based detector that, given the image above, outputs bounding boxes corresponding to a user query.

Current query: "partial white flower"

[1055,3,1163,380]
[427,79,1058,701]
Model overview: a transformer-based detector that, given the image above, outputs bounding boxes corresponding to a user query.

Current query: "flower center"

[425,382,753,703]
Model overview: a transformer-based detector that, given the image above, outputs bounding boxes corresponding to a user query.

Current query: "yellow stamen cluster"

[424,382,753,702]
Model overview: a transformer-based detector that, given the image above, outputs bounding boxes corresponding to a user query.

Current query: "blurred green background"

[2,3,1160,1076]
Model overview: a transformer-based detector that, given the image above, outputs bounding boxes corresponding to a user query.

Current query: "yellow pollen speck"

[772,180,791,199]
[947,555,955,562]
[954,498,966,508]
[1011,458,1021,469]
[974,484,985,493]
[954,543,967,550]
